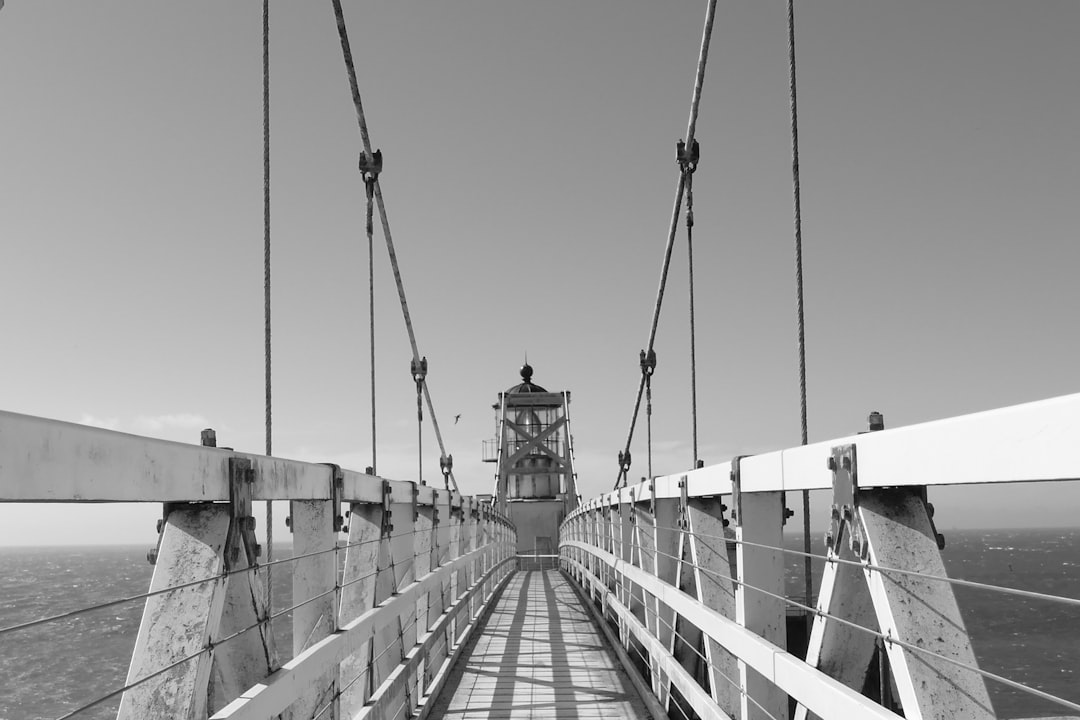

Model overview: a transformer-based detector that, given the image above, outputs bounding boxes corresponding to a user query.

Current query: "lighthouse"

[484,363,579,565]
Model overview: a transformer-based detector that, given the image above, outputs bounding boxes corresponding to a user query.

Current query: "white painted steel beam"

[0,409,474,505]
[566,393,1080,522]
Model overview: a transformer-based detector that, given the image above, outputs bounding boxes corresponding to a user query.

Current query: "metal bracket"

[677,476,689,529]
[432,489,440,526]
[381,479,394,534]
[649,480,656,516]
[827,444,867,558]
[918,488,947,550]
[412,483,420,522]
[228,456,259,570]
[323,463,346,533]
[358,148,383,179]
[729,455,749,525]
[677,138,700,171]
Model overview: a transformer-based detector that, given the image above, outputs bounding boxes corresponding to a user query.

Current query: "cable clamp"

[358,149,383,182]
[322,463,346,533]
[639,348,657,377]
[676,138,700,173]
[827,444,866,558]
[227,457,259,570]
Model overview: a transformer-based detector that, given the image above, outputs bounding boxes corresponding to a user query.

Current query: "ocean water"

[1,530,1078,719]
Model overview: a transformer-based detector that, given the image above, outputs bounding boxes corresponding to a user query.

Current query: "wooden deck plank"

[427,570,653,719]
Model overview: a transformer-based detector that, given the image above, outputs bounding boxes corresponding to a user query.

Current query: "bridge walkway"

[429,569,653,719]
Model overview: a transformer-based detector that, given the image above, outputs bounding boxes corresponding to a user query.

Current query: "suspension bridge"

[2,1,1079,719]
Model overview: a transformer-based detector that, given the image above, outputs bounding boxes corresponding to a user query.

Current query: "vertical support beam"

[374,491,418,716]
[414,489,434,691]
[208,554,276,715]
[652,496,680,708]
[684,495,740,718]
[427,490,451,684]
[338,501,383,716]
[619,493,634,647]
[794,539,877,720]
[118,504,230,720]
[287,497,338,720]
[859,489,994,720]
[734,467,788,720]
[456,497,475,636]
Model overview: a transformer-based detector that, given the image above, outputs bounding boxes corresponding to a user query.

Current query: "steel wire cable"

[638,596,783,720]
[52,645,207,720]
[622,636,694,720]
[643,521,1080,609]
[328,0,458,492]
[0,529,421,637]
[262,0,275,625]
[583,543,1080,715]
[60,559,418,717]
[616,0,719,489]
[48,544,495,714]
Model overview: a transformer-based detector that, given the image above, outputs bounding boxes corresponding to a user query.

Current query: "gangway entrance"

[430,569,652,719]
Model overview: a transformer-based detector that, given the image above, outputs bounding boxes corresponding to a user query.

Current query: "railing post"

[669,482,740,718]
[118,504,232,719]
[733,459,789,720]
[287,464,340,720]
[338,495,384,716]
[652,490,680,708]
[414,485,435,696]
[858,490,993,718]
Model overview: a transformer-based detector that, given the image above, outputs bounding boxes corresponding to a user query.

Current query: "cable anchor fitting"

[676,139,700,174]
[439,454,453,491]
[639,348,657,378]
[359,149,383,184]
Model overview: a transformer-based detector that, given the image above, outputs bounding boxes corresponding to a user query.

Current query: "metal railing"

[0,410,517,720]
[560,392,1080,720]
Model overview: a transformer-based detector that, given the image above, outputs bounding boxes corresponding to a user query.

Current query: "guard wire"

[582,542,1080,715]
[639,597,783,720]
[52,645,206,719]
[649,521,1080,609]
[0,529,420,638]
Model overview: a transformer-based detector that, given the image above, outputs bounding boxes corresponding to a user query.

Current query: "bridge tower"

[485,363,578,560]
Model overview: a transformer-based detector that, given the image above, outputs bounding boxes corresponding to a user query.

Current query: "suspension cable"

[328,0,458,491]
[615,0,718,488]
[366,174,378,473]
[784,0,815,628]
[684,153,700,468]
[262,0,274,626]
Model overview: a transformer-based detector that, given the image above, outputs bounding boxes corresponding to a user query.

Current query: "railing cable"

[52,645,206,719]
[0,530,419,638]
[328,0,458,492]
[646,522,1080,609]
[616,0,718,488]
[590,542,1080,715]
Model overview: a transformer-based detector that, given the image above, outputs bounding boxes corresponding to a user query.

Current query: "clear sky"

[1,1,1078,544]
